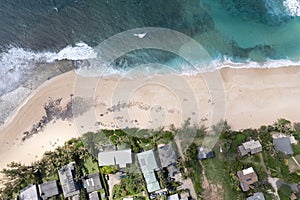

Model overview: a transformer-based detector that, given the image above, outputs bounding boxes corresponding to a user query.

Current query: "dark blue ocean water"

[1,0,300,61]
[1,0,300,125]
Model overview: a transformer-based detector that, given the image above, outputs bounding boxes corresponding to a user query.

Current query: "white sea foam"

[0,42,96,94]
[283,0,300,16]
[0,42,98,125]
[50,42,97,62]
[214,56,300,70]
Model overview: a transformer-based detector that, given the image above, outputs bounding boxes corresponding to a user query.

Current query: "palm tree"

[264,141,276,156]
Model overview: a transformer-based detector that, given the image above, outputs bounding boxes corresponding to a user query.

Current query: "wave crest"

[283,0,300,16]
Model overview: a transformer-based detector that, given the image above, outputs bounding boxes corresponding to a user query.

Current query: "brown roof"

[237,167,258,191]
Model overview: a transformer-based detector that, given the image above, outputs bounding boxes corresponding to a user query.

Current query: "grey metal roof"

[238,145,249,156]
[58,163,80,198]
[20,184,39,200]
[83,173,102,193]
[158,143,178,168]
[98,149,132,168]
[39,180,59,199]
[88,191,100,200]
[273,137,294,155]
[246,192,265,200]
[243,140,262,150]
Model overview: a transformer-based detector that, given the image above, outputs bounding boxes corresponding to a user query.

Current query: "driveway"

[107,173,121,200]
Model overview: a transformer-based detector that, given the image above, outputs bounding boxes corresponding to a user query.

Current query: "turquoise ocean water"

[0,0,300,123]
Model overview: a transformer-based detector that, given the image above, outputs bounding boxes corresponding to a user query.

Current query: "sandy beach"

[1,66,300,170]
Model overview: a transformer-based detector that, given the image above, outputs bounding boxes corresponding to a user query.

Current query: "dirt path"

[199,161,224,200]
[107,173,121,200]
[258,153,270,176]
[259,153,280,200]
[175,139,197,199]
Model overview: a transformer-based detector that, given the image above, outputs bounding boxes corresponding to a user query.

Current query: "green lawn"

[84,156,99,174]
[202,150,239,200]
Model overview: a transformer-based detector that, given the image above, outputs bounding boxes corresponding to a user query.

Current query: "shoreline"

[1,66,300,170]
[0,71,75,131]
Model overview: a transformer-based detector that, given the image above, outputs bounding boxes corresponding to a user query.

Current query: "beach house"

[19,184,40,200]
[98,149,132,168]
[272,134,294,155]
[157,143,180,176]
[82,172,103,194]
[237,167,258,192]
[197,146,215,160]
[38,180,60,199]
[58,162,80,198]
[137,150,161,193]
[238,140,262,156]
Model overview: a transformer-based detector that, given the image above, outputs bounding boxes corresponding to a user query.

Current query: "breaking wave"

[283,0,300,17]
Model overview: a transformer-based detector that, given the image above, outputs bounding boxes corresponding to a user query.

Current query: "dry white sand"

[1,67,300,171]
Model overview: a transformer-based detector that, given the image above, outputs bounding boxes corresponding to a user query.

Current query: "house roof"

[58,163,80,198]
[197,147,215,160]
[144,171,160,192]
[238,145,249,156]
[144,171,157,183]
[243,140,262,150]
[146,180,161,193]
[137,150,159,173]
[98,149,132,167]
[88,191,100,200]
[39,180,59,199]
[83,173,103,193]
[20,184,39,200]
[168,194,180,200]
[237,167,258,192]
[137,150,160,192]
[246,192,265,200]
[158,143,178,168]
[273,137,294,155]
[167,164,180,177]
[243,167,254,175]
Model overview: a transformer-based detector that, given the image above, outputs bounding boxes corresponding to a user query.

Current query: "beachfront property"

[38,180,60,199]
[246,192,265,200]
[58,162,80,198]
[82,172,103,193]
[19,184,40,200]
[98,149,132,168]
[157,143,178,168]
[272,134,294,155]
[237,167,258,192]
[238,140,262,156]
[157,143,180,176]
[137,150,161,193]
[196,146,215,160]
